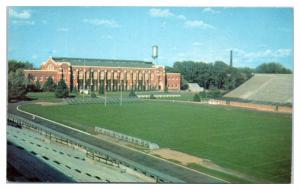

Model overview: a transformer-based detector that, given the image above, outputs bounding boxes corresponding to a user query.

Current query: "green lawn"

[21,101,292,183]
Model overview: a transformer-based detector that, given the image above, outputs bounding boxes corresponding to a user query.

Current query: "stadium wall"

[206,99,292,113]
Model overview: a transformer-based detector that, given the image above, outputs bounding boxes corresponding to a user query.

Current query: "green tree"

[172,61,253,91]
[207,88,222,98]
[43,77,56,92]
[256,62,292,74]
[8,60,33,73]
[55,79,69,98]
[35,80,41,91]
[8,69,27,101]
[180,76,189,90]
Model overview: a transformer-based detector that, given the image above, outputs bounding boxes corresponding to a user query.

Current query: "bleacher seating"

[224,74,293,103]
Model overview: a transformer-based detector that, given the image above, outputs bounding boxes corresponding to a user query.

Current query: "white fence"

[95,126,159,150]
[137,94,181,98]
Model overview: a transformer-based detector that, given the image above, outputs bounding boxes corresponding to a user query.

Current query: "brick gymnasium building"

[24,57,181,92]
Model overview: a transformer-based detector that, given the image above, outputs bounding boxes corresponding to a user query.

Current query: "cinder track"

[7,101,228,184]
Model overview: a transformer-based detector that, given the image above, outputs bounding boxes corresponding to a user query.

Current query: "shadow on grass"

[8,96,37,103]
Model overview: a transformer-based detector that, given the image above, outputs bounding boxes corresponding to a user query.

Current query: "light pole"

[120,84,123,106]
[105,83,107,107]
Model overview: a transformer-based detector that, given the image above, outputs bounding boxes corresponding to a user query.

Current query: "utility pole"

[230,50,233,67]
[83,58,86,102]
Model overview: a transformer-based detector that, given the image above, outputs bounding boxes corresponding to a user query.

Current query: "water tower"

[152,45,158,65]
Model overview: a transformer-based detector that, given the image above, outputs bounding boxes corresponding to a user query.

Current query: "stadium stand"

[7,126,155,182]
[224,74,293,103]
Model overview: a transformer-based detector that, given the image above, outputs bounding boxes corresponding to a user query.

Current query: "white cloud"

[11,20,35,25]
[32,55,38,60]
[243,49,292,59]
[149,8,174,18]
[184,20,215,29]
[9,8,31,19]
[225,48,292,65]
[57,27,69,32]
[202,8,220,14]
[83,18,120,28]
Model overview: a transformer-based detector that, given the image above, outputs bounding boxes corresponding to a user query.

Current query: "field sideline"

[21,101,292,183]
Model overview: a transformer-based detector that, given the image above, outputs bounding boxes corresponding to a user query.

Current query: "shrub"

[55,79,69,98]
[128,90,137,98]
[91,92,97,98]
[72,87,78,94]
[207,88,222,98]
[193,94,201,102]
[150,94,156,99]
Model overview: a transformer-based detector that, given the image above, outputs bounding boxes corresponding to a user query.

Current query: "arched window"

[47,64,54,70]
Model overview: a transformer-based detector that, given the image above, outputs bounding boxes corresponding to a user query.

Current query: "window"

[138,73,143,80]
[133,73,137,80]
[47,64,54,70]
[126,73,131,80]
[113,72,118,79]
[79,71,83,79]
[93,72,98,80]
[100,72,105,79]
[151,74,155,80]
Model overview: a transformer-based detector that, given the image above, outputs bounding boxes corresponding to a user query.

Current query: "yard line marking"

[16,104,230,183]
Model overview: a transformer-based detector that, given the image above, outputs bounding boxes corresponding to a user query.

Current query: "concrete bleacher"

[224,74,293,104]
[7,126,155,183]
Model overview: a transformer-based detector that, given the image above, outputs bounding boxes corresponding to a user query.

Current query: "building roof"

[187,83,204,92]
[52,57,154,68]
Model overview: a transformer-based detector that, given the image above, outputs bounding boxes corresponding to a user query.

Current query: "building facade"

[24,57,181,92]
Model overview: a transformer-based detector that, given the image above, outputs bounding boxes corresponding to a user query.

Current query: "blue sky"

[8,7,293,69]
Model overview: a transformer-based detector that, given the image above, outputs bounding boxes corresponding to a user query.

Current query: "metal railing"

[95,126,159,150]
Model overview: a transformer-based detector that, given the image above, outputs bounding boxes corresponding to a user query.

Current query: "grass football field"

[21,101,292,183]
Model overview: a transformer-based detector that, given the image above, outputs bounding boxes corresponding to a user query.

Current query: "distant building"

[24,57,181,92]
[187,83,204,92]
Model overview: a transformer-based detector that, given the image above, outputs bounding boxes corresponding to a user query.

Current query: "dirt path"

[151,148,223,170]
[35,101,64,106]
[151,148,268,183]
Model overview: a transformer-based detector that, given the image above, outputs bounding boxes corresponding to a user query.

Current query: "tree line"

[166,61,292,91]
